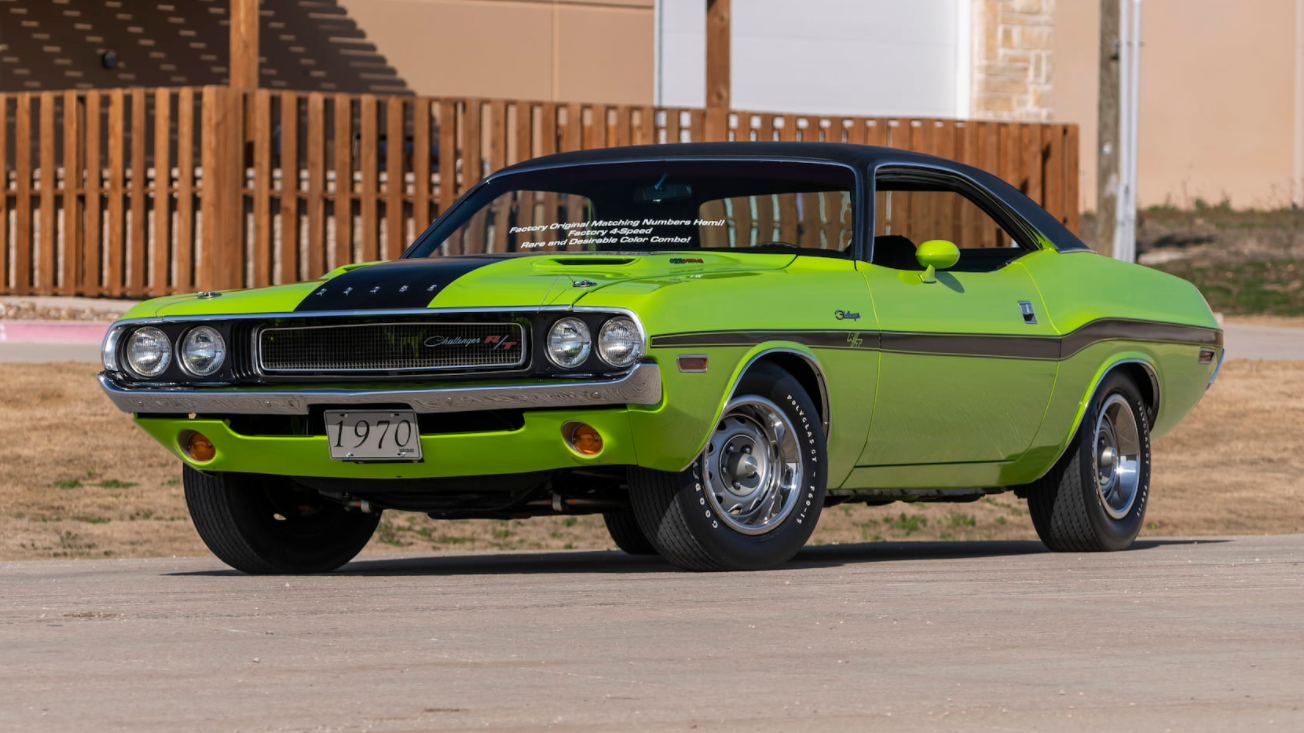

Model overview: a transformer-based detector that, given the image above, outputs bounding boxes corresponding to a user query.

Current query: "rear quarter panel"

[1011,248,1221,481]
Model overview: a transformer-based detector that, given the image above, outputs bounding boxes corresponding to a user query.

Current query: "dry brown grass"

[1,360,1299,562]
[1145,359,1304,535]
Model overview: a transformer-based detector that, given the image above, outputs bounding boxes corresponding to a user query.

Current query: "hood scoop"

[549,257,637,266]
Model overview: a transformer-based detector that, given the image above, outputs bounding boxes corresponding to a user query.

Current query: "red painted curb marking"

[0,321,111,344]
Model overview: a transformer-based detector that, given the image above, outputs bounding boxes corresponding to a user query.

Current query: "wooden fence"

[0,86,1079,298]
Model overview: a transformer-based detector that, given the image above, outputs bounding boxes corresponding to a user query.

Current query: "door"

[857,173,1058,467]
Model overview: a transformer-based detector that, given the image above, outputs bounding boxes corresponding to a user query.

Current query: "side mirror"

[915,240,960,283]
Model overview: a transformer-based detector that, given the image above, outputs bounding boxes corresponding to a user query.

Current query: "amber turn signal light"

[181,430,216,462]
[677,355,709,372]
[562,422,603,456]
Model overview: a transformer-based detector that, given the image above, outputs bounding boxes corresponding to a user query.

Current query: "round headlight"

[597,316,643,368]
[546,317,592,368]
[125,327,172,377]
[180,326,227,377]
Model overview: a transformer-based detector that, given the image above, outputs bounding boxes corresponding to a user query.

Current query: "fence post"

[63,90,83,296]
[705,0,731,141]
[200,86,243,291]
[0,94,8,294]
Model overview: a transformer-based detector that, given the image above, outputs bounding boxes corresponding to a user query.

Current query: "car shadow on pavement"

[791,537,1224,567]
[169,538,1226,578]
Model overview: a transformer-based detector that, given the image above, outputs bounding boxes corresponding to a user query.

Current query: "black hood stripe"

[294,256,511,312]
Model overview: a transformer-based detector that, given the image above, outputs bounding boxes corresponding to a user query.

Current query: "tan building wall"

[973,0,1057,121]
[0,0,409,94]
[336,0,655,104]
[1055,0,1297,211]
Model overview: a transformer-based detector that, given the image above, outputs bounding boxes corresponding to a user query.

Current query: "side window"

[871,177,1030,272]
[874,188,1019,249]
[698,191,853,252]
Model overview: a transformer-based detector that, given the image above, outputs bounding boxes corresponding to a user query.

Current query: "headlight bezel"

[541,310,647,373]
[124,326,173,378]
[102,325,126,372]
[108,320,237,382]
[179,325,228,377]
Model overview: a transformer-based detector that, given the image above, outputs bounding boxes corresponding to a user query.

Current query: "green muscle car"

[98,143,1224,573]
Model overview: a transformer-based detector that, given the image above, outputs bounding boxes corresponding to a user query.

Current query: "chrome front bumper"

[98,363,662,415]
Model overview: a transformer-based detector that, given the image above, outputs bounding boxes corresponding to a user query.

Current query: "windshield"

[406,160,857,258]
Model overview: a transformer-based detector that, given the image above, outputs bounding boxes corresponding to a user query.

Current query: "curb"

[0,321,110,344]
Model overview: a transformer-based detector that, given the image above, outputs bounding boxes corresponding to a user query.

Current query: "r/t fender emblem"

[846,332,866,348]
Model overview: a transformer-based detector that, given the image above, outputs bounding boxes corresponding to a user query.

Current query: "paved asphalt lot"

[0,341,102,362]
[1,535,1301,732]
[1222,322,1304,361]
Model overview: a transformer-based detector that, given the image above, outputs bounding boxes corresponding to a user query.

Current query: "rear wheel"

[1026,372,1151,552]
[183,466,379,574]
[629,363,827,571]
[602,510,657,555]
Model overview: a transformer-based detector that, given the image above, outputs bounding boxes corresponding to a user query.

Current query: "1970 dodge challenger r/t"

[99,142,1224,573]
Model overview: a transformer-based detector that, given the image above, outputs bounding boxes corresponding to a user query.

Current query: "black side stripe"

[293,256,510,312]
[650,330,864,349]
[650,319,1223,361]
[879,332,1060,360]
[1059,319,1223,358]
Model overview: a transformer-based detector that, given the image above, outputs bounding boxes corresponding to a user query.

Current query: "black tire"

[1026,372,1152,552]
[629,363,827,571]
[183,466,380,574]
[602,510,658,555]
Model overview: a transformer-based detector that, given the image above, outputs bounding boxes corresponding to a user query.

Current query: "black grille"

[257,321,527,374]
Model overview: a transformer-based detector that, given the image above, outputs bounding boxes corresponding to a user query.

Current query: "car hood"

[130,252,798,318]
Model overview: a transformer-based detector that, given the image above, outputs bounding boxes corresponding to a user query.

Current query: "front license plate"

[325,410,422,462]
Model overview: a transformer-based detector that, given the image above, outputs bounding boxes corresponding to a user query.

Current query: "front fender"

[626,343,797,473]
[628,342,867,488]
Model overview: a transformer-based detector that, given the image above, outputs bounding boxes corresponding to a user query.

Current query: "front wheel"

[629,363,827,571]
[183,467,380,574]
[1026,372,1152,552]
[602,510,658,555]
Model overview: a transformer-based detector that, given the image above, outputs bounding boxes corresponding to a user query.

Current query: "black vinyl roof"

[498,142,944,177]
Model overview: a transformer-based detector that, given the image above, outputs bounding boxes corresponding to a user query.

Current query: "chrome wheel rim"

[1094,394,1142,520]
[702,396,803,536]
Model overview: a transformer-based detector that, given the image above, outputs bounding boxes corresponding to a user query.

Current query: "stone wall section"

[973,0,1056,121]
